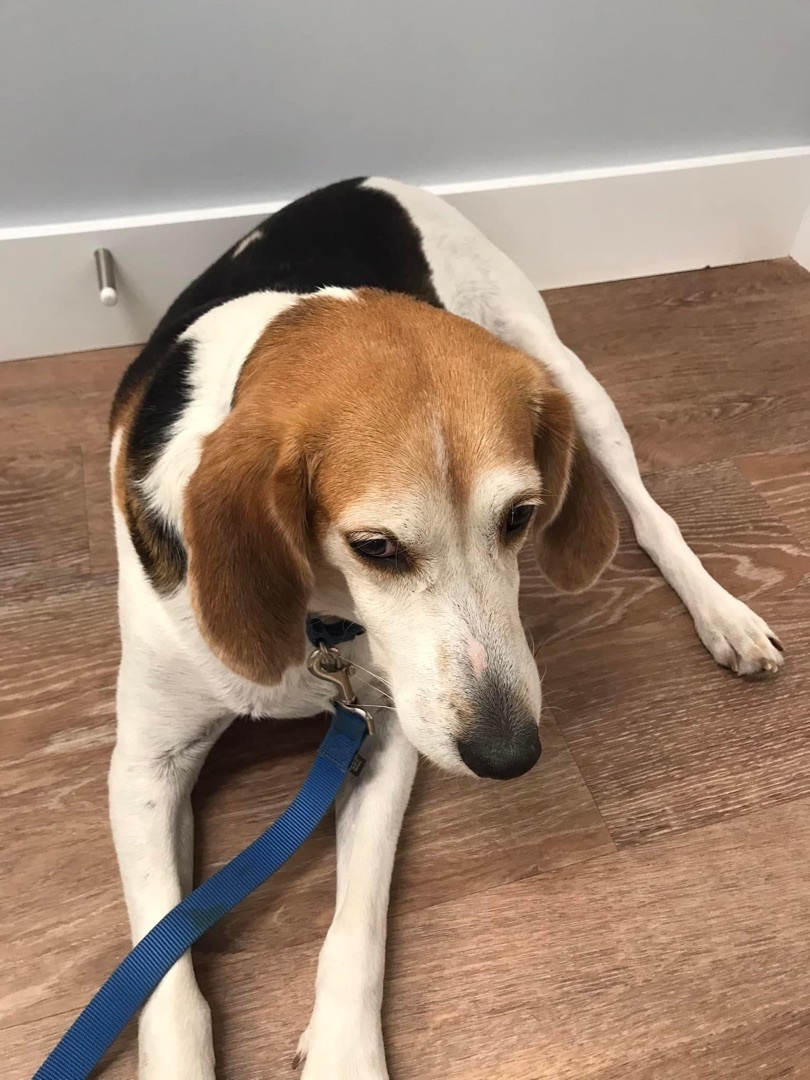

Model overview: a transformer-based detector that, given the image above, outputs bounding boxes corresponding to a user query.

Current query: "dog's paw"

[294,1017,388,1079]
[695,595,784,677]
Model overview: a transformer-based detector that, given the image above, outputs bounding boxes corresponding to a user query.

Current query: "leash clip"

[307,643,374,736]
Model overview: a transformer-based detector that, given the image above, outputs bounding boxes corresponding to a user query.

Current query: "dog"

[109,177,784,1078]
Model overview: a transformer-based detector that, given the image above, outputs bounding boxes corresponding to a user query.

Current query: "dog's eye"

[503,503,535,538]
[349,536,401,563]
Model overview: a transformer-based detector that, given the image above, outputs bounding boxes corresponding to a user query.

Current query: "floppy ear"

[531,387,619,592]
[183,410,313,685]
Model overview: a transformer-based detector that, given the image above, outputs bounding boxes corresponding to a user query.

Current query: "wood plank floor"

[2,259,809,1079]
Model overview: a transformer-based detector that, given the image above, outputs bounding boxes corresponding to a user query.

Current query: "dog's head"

[184,290,618,778]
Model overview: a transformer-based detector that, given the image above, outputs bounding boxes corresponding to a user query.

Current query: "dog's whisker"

[349,658,392,692]
[532,632,552,658]
[353,670,387,687]
[354,682,392,705]
[351,673,395,708]
[351,666,391,692]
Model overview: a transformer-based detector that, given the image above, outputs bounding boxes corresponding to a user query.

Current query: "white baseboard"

[2,146,809,363]
[791,204,810,271]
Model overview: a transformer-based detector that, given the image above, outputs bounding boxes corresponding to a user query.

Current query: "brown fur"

[184,413,312,683]
[531,386,620,591]
[112,385,188,596]
[236,290,543,518]
[178,289,617,683]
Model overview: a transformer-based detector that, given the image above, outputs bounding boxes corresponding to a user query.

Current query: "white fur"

[296,714,417,1079]
[112,181,783,1080]
[231,227,264,258]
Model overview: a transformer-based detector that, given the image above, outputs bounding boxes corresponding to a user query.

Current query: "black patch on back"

[123,337,196,591]
[111,176,442,592]
[111,302,218,431]
[128,336,197,480]
[159,177,443,332]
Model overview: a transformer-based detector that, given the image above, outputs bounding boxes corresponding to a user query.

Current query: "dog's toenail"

[768,635,784,653]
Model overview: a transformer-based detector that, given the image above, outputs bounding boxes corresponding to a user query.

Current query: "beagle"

[109,176,784,1079]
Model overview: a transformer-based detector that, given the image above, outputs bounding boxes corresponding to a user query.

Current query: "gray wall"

[3,0,809,227]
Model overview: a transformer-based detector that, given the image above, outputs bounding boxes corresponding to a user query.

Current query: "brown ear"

[532,388,619,592]
[183,410,312,685]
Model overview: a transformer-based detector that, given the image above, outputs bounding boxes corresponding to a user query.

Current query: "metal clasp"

[307,643,374,735]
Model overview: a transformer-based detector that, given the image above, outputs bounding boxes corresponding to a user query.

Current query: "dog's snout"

[456,680,541,780]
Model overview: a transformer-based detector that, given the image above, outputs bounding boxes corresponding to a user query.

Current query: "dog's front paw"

[294,1015,388,1080]
[696,594,784,677]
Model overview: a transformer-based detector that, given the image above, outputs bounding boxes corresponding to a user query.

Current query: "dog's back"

[111,177,444,432]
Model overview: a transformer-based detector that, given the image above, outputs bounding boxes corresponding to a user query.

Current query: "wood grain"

[544,599,810,847]
[736,447,810,552]
[528,461,810,847]
[0,450,90,599]
[4,261,810,1079]
[545,259,810,472]
[39,796,800,1080]
[428,798,801,1080]
[0,578,119,760]
[82,446,117,574]
[0,345,133,455]
[379,798,810,1080]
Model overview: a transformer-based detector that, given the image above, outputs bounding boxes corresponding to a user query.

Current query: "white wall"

[2,0,809,227]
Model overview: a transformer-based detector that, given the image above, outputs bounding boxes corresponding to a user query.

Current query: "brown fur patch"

[237,289,544,523]
[131,287,617,683]
[111,374,188,595]
[184,412,312,683]
[531,386,619,591]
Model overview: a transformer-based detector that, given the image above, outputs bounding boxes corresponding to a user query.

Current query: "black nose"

[457,725,541,779]
[456,684,541,780]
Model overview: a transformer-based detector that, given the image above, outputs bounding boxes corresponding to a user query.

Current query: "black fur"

[112,178,442,430]
[111,177,442,592]
[128,337,197,480]
[163,177,442,328]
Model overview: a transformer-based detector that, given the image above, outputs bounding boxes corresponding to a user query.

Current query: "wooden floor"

[3,259,810,1079]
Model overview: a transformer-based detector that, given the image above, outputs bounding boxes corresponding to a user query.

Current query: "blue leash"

[34,618,366,1080]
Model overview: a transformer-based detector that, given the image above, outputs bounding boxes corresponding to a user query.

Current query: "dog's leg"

[296,709,418,1079]
[502,306,784,675]
[109,641,233,1080]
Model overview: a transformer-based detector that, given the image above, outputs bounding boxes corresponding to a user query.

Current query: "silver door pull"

[94,248,118,307]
